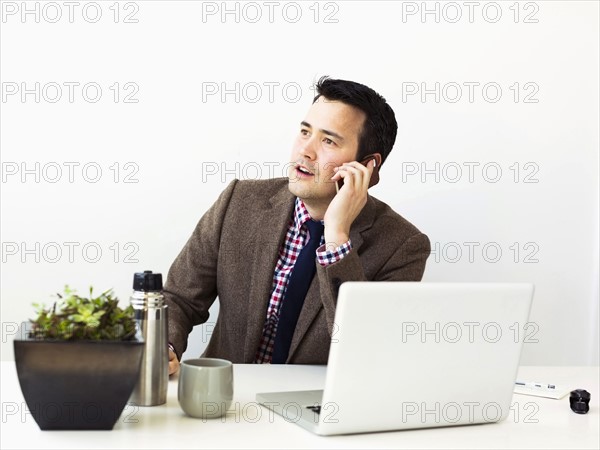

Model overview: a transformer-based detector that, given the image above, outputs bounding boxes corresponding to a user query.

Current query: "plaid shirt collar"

[292,198,324,238]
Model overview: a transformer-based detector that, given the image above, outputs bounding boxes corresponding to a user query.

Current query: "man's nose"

[299,137,318,160]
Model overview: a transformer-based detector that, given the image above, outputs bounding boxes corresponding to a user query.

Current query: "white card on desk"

[514,384,570,399]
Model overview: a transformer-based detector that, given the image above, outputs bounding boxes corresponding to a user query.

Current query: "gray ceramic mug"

[178,358,233,419]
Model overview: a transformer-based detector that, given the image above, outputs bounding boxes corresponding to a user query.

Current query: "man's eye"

[323,138,335,145]
[300,129,309,136]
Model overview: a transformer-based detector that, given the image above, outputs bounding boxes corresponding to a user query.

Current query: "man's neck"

[298,198,329,222]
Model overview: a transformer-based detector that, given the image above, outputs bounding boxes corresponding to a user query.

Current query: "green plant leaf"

[28,285,137,341]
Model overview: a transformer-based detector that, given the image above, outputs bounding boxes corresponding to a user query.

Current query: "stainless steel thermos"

[129,270,168,406]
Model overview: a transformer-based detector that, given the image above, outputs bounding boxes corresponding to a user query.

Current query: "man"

[165,76,431,374]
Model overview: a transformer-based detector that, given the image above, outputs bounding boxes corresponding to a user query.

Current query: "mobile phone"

[335,155,380,192]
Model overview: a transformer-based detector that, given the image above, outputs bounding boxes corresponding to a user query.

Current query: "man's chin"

[287,178,304,196]
[288,179,334,200]
[288,178,311,196]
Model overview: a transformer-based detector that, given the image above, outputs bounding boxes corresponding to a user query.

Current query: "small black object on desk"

[569,389,591,414]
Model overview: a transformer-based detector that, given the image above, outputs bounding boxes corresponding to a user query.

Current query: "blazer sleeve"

[314,231,431,335]
[163,179,238,360]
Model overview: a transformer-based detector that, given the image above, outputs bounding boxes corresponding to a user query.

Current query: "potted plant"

[13,286,144,430]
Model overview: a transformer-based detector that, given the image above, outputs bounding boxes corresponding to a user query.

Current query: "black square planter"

[14,339,144,430]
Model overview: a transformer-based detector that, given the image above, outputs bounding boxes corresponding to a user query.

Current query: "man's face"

[288,96,366,203]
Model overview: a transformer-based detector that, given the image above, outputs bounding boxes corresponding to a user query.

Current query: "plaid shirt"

[254,198,352,363]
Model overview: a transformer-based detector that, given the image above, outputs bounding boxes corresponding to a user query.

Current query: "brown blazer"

[164,177,431,364]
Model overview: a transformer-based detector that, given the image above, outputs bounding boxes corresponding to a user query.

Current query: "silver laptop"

[256,282,534,435]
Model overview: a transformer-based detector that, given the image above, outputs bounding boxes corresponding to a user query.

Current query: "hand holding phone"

[335,154,380,192]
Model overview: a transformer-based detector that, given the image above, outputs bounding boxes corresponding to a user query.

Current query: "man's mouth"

[295,165,314,177]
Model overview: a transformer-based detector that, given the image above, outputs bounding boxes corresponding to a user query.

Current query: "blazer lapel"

[243,184,295,362]
[287,195,377,360]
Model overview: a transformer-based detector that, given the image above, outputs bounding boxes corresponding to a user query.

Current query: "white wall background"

[1,1,598,366]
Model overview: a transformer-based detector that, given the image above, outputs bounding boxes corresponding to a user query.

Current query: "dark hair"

[312,76,398,166]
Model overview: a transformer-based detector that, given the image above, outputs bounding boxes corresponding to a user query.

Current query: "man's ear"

[359,153,382,188]
[371,153,382,168]
[359,153,382,168]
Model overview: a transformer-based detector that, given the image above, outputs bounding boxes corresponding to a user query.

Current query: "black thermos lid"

[133,270,163,291]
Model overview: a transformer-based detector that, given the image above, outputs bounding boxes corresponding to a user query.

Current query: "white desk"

[1,362,598,449]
